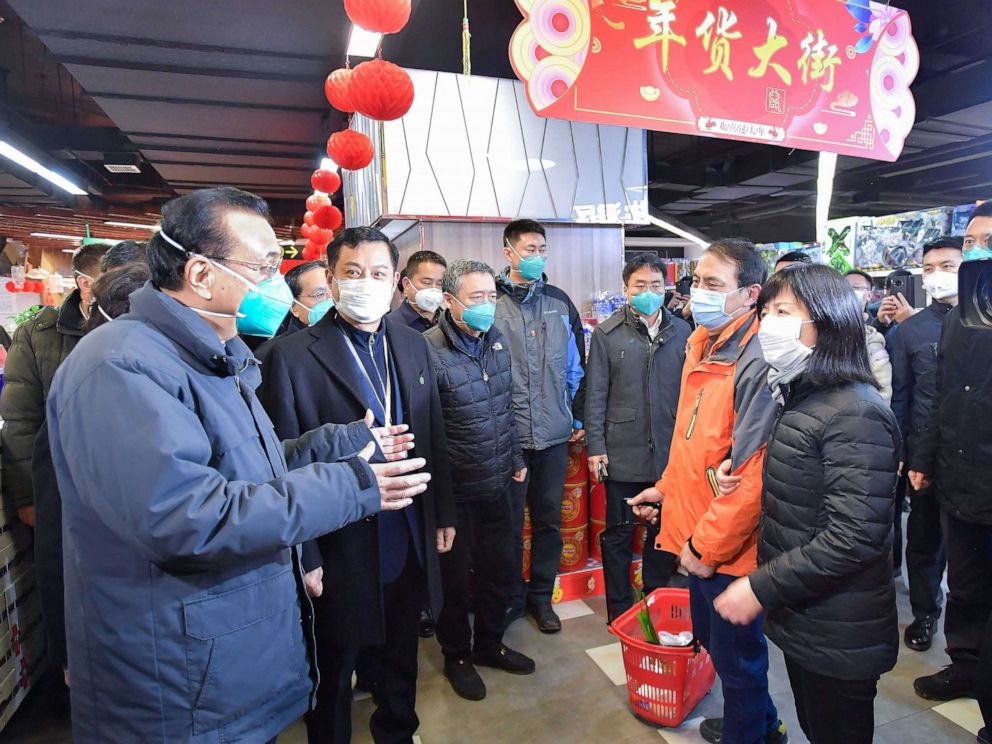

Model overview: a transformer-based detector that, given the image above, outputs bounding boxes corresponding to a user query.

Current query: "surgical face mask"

[963,245,992,262]
[508,242,547,283]
[451,295,496,333]
[412,286,444,313]
[211,260,293,338]
[629,290,663,317]
[297,297,334,327]
[333,276,394,324]
[758,315,815,373]
[690,286,747,330]
[922,271,959,301]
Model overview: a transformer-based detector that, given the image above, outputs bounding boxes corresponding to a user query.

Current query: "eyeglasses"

[303,288,332,302]
[204,255,282,280]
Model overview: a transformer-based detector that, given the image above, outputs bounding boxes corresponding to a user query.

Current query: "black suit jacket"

[258,309,454,647]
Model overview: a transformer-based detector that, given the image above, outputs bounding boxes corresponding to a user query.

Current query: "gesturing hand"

[626,486,663,524]
[358,442,431,511]
[364,409,416,462]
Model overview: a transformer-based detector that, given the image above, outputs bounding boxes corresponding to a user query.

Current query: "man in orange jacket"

[631,239,787,744]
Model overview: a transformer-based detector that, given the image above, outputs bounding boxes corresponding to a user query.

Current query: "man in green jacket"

[0,243,108,526]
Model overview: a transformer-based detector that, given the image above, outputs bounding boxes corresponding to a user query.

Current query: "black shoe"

[913,665,975,701]
[527,602,562,634]
[419,608,436,639]
[977,727,989,744]
[443,659,486,701]
[700,717,788,744]
[473,644,536,675]
[904,616,937,652]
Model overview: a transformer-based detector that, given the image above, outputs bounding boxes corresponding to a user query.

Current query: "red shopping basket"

[608,588,716,727]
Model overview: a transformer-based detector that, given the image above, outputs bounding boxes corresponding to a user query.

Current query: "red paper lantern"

[311,170,341,195]
[303,241,325,261]
[313,205,343,231]
[303,210,315,226]
[344,0,411,34]
[324,68,356,113]
[306,193,333,212]
[310,227,334,245]
[300,223,314,239]
[349,59,414,121]
[326,130,375,171]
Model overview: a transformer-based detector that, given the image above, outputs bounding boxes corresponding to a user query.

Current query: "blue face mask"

[964,245,992,262]
[690,286,747,330]
[630,290,663,317]
[508,242,547,283]
[452,296,496,333]
[297,296,334,327]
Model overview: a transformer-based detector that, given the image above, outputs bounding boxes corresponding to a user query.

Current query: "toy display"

[852,208,950,270]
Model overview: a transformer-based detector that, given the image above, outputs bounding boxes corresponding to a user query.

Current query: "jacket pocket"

[606,407,637,424]
[183,570,304,734]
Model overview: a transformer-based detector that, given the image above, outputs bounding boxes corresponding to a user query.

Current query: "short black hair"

[85,263,151,333]
[969,201,992,221]
[326,226,398,272]
[775,251,812,267]
[285,260,327,299]
[622,253,667,285]
[845,269,873,287]
[922,236,963,258]
[405,250,446,281]
[706,238,767,288]
[72,243,111,277]
[147,186,271,291]
[504,219,546,247]
[758,264,878,389]
[101,240,147,272]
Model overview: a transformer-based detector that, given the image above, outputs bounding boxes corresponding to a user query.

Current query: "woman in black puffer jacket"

[714,264,901,744]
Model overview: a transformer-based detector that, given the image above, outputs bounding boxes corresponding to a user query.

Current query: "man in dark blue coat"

[258,226,456,744]
[424,259,534,702]
[46,187,431,744]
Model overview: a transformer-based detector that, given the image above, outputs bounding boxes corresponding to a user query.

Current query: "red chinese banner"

[510,0,919,162]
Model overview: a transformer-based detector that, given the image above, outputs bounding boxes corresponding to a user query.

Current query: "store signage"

[510,0,919,161]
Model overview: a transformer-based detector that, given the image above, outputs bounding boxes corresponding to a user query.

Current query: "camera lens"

[975,265,992,325]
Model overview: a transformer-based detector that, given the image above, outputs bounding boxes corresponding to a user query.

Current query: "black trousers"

[784,656,878,744]
[906,483,946,620]
[893,474,908,571]
[436,489,516,660]
[509,442,569,607]
[941,511,992,676]
[977,602,992,733]
[601,480,678,621]
[306,549,425,744]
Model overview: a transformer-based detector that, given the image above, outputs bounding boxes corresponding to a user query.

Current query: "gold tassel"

[462,0,471,76]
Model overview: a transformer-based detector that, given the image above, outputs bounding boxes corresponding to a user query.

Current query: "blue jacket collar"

[497,267,545,303]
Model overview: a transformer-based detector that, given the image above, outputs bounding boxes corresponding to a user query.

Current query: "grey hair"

[442,258,496,295]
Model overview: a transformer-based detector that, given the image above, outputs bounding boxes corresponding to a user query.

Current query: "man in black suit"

[258,226,456,744]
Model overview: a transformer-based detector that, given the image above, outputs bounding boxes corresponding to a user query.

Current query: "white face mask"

[922,270,958,301]
[334,276,394,324]
[413,287,444,313]
[758,315,814,373]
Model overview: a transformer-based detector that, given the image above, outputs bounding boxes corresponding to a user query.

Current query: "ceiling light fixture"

[816,152,838,245]
[0,141,87,196]
[104,221,159,230]
[347,25,382,58]
[31,232,83,241]
[645,214,709,248]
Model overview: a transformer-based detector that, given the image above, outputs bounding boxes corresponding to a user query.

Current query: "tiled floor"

[1,584,984,743]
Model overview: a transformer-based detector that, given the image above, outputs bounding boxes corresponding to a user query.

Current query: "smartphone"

[676,276,693,297]
[885,273,921,308]
[597,461,608,481]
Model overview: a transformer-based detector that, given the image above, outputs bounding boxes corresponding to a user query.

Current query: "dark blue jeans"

[690,573,778,744]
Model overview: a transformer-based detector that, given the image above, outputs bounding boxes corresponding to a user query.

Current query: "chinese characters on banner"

[509,0,918,162]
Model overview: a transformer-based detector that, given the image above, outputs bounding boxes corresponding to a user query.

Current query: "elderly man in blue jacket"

[46,187,430,744]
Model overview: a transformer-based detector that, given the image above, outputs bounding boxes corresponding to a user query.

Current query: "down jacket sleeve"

[0,318,47,508]
[749,401,899,610]
[48,358,381,572]
[283,420,374,471]
[865,325,893,402]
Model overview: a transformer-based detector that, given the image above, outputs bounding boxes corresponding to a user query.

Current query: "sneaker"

[904,616,937,652]
[699,717,788,744]
[419,608,436,639]
[527,602,562,634]
[913,665,975,701]
[443,659,486,701]
[473,644,536,675]
[977,727,989,744]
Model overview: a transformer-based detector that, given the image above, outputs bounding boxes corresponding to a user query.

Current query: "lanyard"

[340,328,393,427]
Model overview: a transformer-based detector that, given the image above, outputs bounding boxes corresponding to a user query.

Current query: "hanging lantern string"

[462,0,471,76]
